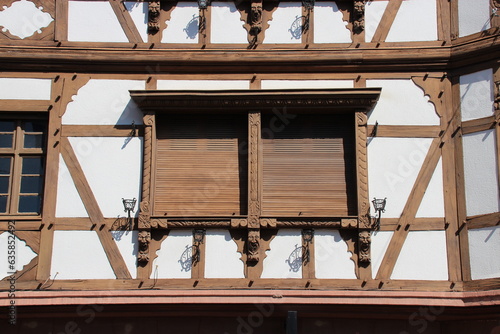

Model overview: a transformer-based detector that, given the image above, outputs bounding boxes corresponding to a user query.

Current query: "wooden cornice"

[130,88,381,112]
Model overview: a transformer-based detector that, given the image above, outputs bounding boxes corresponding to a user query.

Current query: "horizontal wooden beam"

[467,212,500,229]
[462,116,496,134]
[0,100,51,112]
[61,125,142,137]
[367,125,441,138]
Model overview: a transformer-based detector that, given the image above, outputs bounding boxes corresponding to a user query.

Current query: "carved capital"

[358,201,372,229]
[356,111,368,126]
[358,230,371,263]
[138,201,151,228]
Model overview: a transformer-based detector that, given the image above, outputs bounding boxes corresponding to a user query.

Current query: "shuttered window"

[155,114,247,216]
[261,113,356,217]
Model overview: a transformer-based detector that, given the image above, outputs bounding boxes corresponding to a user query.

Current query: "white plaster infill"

[0,0,53,39]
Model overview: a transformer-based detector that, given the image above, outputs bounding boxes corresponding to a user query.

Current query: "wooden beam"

[60,137,104,226]
[375,137,442,280]
[96,229,132,279]
[109,0,143,43]
[467,212,500,229]
[461,115,496,134]
[61,125,141,137]
[55,0,68,42]
[370,0,403,43]
[0,100,51,112]
[367,125,441,138]
[436,0,451,43]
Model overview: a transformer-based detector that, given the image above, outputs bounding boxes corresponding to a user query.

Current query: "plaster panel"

[152,230,192,279]
[460,69,495,121]
[68,137,142,218]
[364,0,388,42]
[263,2,302,44]
[51,231,116,279]
[124,1,148,42]
[313,2,351,43]
[415,158,445,218]
[367,79,439,125]
[162,2,199,44]
[368,138,432,218]
[0,0,53,39]
[56,154,88,218]
[68,1,128,42]
[371,231,393,279]
[469,226,500,280]
[261,80,353,89]
[211,2,247,44]
[62,79,145,125]
[314,229,356,279]
[386,0,437,42]
[157,80,250,90]
[458,0,490,37]
[0,232,37,280]
[261,229,302,278]
[391,230,448,280]
[462,130,500,216]
[111,230,138,279]
[0,78,51,100]
[204,230,244,278]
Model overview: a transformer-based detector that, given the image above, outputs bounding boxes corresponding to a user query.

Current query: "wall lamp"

[372,197,387,229]
[122,198,137,226]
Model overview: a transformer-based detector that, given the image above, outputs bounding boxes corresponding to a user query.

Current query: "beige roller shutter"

[155,114,247,217]
[262,113,356,217]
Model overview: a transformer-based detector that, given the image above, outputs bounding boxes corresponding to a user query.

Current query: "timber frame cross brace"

[131,88,381,275]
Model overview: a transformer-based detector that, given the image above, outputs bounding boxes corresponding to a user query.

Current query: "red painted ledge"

[1,289,500,307]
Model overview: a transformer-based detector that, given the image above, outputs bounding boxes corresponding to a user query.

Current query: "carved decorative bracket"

[247,229,260,263]
[353,0,365,34]
[148,1,161,34]
[358,230,371,263]
[250,0,263,39]
[138,230,151,263]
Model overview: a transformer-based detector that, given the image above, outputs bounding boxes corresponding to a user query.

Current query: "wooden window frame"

[0,115,47,217]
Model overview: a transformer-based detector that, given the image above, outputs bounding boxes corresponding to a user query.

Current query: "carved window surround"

[130,88,381,265]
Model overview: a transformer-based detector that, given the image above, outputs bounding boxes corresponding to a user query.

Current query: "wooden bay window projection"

[0,119,46,215]
[130,89,380,274]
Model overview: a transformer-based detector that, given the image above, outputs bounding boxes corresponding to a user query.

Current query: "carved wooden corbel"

[247,229,260,263]
[250,0,263,39]
[353,0,365,34]
[138,230,151,263]
[358,230,371,263]
[148,1,161,34]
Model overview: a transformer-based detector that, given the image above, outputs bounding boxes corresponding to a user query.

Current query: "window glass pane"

[0,157,11,174]
[0,195,7,213]
[0,134,13,148]
[23,121,46,133]
[22,157,44,174]
[20,176,43,194]
[0,121,15,132]
[24,134,44,149]
[18,195,41,214]
[0,176,9,193]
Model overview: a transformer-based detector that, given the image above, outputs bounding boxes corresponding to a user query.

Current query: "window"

[0,119,46,215]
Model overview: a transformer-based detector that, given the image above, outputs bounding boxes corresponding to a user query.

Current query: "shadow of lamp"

[372,197,387,230]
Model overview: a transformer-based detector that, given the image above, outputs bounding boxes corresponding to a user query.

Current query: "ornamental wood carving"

[138,230,151,263]
[353,1,365,34]
[148,1,161,34]
[248,112,261,229]
[250,0,263,42]
[494,80,500,113]
[358,230,371,263]
[247,229,260,263]
[356,112,371,229]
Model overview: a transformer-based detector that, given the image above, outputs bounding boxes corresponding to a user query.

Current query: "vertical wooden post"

[55,0,68,42]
